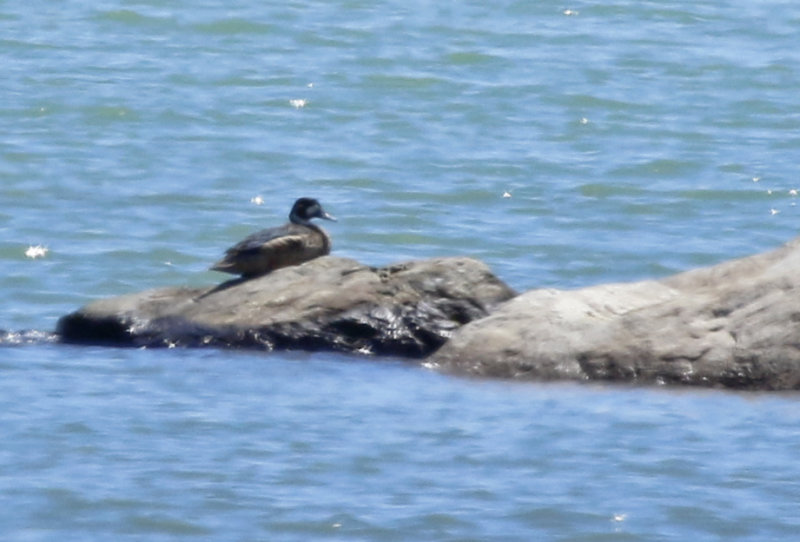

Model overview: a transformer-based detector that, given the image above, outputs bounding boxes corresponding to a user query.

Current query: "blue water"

[3,1,800,539]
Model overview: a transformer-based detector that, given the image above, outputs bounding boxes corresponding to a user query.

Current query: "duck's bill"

[321,212,337,222]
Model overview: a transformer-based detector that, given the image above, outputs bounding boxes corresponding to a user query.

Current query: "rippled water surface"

[3,0,800,539]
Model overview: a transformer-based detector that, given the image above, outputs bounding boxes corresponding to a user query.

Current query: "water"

[3,0,800,539]
[3,346,800,541]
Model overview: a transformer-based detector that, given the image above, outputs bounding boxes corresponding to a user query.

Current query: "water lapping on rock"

[0,329,58,346]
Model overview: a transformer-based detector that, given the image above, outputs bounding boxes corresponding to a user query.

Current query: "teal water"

[3,1,800,540]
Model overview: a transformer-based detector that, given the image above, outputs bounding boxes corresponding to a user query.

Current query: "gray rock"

[57,256,516,357]
[426,237,800,390]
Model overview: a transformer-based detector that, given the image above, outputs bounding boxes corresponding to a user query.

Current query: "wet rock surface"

[57,256,516,357]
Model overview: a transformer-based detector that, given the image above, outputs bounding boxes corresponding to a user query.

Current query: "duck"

[210,197,336,278]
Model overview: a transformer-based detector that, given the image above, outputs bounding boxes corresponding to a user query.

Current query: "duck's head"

[289,197,337,225]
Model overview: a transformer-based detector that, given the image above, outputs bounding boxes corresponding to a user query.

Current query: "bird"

[210,197,336,278]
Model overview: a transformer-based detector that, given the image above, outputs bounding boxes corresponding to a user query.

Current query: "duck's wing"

[225,224,301,255]
[211,223,328,276]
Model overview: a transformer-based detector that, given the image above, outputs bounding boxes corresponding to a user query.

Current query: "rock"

[57,256,516,357]
[426,237,800,390]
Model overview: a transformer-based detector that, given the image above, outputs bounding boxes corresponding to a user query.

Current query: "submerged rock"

[426,237,800,390]
[57,256,516,357]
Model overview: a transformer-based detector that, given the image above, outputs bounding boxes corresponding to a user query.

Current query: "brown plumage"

[210,197,336,278]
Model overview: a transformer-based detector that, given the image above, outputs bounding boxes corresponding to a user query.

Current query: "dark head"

[289,197,336,225]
